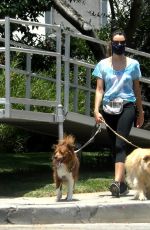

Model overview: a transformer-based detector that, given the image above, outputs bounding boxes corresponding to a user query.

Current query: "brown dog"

[52,135,79,201]
[125,148,150,200]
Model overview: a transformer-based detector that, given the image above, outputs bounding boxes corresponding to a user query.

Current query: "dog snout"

[54,155,58,160]
[54,155,61,161]
[54,153,64,162]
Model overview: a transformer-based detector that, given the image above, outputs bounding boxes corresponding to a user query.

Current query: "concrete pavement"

[0,190,150,226]
[0,223,150,230]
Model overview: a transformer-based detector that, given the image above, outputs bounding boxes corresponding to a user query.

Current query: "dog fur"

[52,135,79,201]
[125,148,150,201]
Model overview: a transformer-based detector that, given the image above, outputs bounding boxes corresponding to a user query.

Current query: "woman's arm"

[94,78,104,123]
[133,80,144,128]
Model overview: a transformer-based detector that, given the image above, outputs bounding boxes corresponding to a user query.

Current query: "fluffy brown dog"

[125,148,150,201]
[52,135,79,201]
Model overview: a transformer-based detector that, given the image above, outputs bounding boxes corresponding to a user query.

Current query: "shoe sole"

[120,189,129,196]
[110,183,120,197]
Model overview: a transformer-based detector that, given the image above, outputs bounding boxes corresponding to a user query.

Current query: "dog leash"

[75,118,140,154]
[74,123,102,154]
[102,118,140,149]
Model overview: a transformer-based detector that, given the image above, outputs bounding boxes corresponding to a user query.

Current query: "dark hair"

[111,30,126,41]
[106,30,126,57]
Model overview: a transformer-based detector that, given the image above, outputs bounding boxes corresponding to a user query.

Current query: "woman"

[92,30,144,197]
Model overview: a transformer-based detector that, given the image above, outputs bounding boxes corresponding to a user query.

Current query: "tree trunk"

[125,0,144,48]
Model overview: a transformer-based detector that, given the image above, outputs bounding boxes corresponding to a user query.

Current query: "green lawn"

[0,152,113,197]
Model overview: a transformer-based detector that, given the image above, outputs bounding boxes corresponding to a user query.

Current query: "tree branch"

[52,0,106,60]
[109,0,115,20]
[108,0,116,32]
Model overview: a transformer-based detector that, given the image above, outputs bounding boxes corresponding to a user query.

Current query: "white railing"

[0,17,150,135]
[62,31,150,119]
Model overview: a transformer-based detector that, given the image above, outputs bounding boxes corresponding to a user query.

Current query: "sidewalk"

[0,190,150,225]
[0,223,150,230]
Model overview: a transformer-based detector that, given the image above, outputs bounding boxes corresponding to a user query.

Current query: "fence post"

[56,27,64,140]
[4,17,11,117]
[73,64,78,112]
[85,68,91,115]
[64,33,70,115]
[25,53,32,111]
[57,104,64,140]
[56,27,62,105]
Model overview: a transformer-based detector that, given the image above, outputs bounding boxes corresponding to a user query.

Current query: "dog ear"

[143,155,150,162]
[67,143,75,152]
[64,135,75,145]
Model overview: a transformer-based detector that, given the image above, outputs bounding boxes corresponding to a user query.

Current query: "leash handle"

[102,118,140,149]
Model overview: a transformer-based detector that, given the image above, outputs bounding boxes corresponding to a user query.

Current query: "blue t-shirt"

[92,58,141,105]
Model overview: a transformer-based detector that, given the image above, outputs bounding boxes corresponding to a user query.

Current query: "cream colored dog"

[125,148,150,201]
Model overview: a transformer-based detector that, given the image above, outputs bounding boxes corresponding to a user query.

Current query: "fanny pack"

[103,98,124,115]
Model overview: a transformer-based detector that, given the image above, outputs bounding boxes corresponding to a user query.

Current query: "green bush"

[0,124,29,153]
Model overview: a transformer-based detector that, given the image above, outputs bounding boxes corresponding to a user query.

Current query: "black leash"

[75,124,102,154]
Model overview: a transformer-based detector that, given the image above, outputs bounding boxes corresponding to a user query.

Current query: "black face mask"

[112,43,126,55]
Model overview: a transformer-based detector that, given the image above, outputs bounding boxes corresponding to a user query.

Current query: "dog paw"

[56,194,62,202]
[56,189,62,201]
[138,193,147,201]
[66,196,73,201]
[134,192,147,201]
[56,195,62,202]
[139,195,147,201]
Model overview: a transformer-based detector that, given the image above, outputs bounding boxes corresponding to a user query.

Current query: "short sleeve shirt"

[92,58,141,105]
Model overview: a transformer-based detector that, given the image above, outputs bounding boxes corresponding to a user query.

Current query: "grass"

[0,152,113,197]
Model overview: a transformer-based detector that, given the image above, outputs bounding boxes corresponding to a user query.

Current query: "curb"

[0,191,150,225]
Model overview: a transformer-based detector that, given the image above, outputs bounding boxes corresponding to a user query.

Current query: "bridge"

[0,17,150,149]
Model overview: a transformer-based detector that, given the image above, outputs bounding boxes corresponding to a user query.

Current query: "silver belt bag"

[103,98,124,115]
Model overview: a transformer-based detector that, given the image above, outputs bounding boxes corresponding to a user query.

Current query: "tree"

[0,0,149,133]
[51,0,146,56]
[134,0,150,53]
[51,0,106,60]
[0,0,148,60]
[108,0,144,48]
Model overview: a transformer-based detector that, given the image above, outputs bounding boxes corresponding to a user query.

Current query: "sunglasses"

[112,41,126,45]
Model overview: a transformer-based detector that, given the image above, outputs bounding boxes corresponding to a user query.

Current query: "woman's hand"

[94,111,104,123]
[136,111,144,128]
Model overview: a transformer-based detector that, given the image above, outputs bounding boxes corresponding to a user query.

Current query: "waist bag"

[103,98,124,115]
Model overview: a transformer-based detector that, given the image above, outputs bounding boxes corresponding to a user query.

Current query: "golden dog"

[125,148,150,200]
[52,135,79,201]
